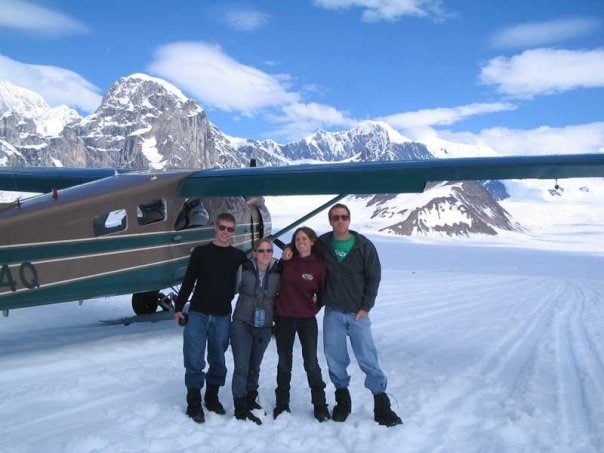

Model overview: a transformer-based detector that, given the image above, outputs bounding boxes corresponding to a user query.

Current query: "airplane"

[1,153,603,317]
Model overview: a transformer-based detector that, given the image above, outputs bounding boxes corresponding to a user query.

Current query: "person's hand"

[356,309,368,320]
[175,311,187,325]
[282,247,293,260]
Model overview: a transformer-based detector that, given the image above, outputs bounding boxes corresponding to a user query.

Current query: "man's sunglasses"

[256,248,273,254]
[330,214,350,222]
[217,224,235,233]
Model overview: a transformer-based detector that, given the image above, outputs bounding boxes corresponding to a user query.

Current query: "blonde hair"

[253,237,273,251]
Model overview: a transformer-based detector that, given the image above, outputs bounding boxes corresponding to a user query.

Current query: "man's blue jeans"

[230,320,272,399]
[323,307,387,394]
[183,311,231,389]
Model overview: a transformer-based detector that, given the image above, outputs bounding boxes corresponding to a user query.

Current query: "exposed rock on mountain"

[277,121,433,162]
[0,74,518,236]
[356,180,516,236]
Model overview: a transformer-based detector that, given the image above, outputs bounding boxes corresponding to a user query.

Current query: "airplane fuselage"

[0,171,270,312]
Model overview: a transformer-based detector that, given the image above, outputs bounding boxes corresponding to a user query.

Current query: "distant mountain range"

[0,74,556,237]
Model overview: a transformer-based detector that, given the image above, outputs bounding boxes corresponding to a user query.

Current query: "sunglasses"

[217,224,235,233]
[330,214,350,222]
[256,248,273,254]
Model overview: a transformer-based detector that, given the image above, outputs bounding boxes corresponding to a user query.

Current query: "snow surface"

[1,199,603,453]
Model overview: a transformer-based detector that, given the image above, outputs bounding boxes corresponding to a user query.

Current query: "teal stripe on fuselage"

[0,260,177,310]
[2,226,252,264]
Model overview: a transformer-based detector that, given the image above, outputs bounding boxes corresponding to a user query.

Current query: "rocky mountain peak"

[96,73,200,117]
[0,75,525,237]
[352,120,410,144]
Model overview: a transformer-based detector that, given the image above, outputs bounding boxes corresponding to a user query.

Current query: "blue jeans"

[230,320,272,399]
[323,307,387,394]
[183,311,231,389]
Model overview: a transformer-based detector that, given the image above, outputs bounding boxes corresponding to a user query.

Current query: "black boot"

[273,403,290,419]
[373,393,403,427]
[273,385,290,419]
[234,397,262,425]
[311,387,330,422]
[313,404,331,422]
[186,387,205,423]
[246,390,262,410]
[204,384,225,415]
[332,388,351,422]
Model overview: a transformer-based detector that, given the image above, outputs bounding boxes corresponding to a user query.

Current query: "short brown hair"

[328,203,350,220]
[216,212,236,225]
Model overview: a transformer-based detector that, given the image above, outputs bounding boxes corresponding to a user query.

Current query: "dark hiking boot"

[373,393,403,427]
[313,404,331,422]
[204,384,225,415]
[234,397,262,425]
[246,390,262,410]
[273,404,290,419]
[186,387,205,424]
[332,388,351,422]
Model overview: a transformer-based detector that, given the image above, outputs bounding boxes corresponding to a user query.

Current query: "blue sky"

[0,0,603,155]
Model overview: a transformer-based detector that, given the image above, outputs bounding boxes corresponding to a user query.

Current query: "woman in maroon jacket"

[273,226,330,422]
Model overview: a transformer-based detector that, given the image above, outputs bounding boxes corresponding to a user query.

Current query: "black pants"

[274,316,326,406]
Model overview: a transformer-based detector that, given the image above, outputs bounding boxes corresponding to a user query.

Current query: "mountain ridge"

[3,74,590,237]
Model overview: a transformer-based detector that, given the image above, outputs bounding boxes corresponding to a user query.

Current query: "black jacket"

[317,231,381,313]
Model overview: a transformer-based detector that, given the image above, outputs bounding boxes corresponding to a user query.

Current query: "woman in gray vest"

[230,238,281,424]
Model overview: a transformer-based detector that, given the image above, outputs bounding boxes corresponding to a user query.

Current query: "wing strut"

[269,194,346,249]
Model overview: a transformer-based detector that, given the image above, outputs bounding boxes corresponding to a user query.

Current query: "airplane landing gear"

[131,291,175,315]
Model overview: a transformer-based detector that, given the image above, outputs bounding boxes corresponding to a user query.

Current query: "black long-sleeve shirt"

[175,242,247,315]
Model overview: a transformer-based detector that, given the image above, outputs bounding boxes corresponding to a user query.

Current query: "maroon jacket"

[275,253,327,318]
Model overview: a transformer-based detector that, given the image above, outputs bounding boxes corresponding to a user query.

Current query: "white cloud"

[267,102,356,141]
[148,41,354,141]
[312,0,447,22]
[0,0,87,35]
[480,48,604,98]
[379,102,516,131]
[223,9,270,31]
[433,122,604,156]
[148,41,299,116]
[490,17,601,49]
[0,55,102,112]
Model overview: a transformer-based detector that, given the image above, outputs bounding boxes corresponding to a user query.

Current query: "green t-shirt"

[332,235,355,262]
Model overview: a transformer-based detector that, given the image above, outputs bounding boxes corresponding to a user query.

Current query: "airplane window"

[174,198,210,230]
[93,209,127,236]
[137,198,166,226]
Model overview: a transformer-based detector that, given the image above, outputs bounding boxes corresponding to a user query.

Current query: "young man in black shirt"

[174,212,247,423]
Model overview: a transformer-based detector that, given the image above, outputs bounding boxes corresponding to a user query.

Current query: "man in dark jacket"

[319,203,402,427]
[174,212,247,424]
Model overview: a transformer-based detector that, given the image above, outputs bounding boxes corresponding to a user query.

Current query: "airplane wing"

[178,153,604,197]
[0,167,124,193]
[1,153,602,197]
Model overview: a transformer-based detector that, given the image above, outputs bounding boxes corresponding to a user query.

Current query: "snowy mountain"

[0,74,251,170]
[281,121,432,162]
[2,74,597,238]
[0,79,81,137]
[363,181,515,236]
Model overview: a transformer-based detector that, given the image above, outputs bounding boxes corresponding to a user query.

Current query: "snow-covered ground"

[1,196,603,452]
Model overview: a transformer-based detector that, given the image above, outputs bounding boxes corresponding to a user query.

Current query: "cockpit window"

[137,198,166,226]
[174,198,210,230]
[93,208,127,236]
